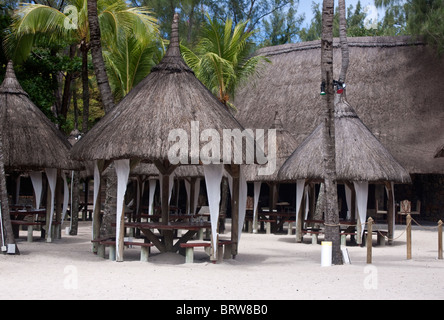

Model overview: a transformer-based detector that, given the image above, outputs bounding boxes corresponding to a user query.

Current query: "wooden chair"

[375,199,388,221]
[397,200,420,223]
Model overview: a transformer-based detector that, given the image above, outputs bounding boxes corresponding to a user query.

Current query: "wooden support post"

[154,160,177,252]
[116,204,125,262]
[55,172,63,240]
[295,191,305,243]
[385,181,394,245]
[367,217,373,264]
[438,220,443,260]
[45,182,52,242]
[406,214,412,260]
[230,165,240,257]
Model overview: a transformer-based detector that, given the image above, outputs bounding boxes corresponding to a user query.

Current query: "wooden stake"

[438,220,443,260]
[367,217,373,264]
[406,214,412,260]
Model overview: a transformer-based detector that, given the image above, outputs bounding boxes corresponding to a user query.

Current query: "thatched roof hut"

[71,14,247,261]
[234,36,444,174]
[278,94,412,183]
[0,61,77,171]
[71,16,245,164]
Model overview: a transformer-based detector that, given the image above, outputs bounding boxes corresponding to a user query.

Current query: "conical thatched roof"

[244,112,297,182]
[278,94,412,183]
[71,14,246,164]
[0,61,78,171]
[234,36,444,174]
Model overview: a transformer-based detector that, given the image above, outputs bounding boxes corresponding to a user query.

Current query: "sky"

[297,0,385,28]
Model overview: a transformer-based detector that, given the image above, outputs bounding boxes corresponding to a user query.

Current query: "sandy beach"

[1,220,443,301]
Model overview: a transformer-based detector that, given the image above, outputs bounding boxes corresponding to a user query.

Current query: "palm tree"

[103,27,162,102]
[5,0,158,131]
[321,0,342,265]
[181,13,270,110]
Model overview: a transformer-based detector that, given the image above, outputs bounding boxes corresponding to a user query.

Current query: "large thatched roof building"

[234,36,444,221]
[234,36,444,175]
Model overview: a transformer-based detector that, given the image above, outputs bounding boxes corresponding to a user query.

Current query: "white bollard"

[321,241,332,267]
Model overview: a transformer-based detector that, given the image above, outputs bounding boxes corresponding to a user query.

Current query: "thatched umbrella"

[0,61,80,244]
[279,93,411,243]
[72,14,247,261]
[0,61,77,171]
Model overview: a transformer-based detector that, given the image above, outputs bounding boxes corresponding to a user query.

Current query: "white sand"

[1,221,443,300]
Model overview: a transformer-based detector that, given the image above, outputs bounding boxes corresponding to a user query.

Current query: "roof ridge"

[257,36,424,57]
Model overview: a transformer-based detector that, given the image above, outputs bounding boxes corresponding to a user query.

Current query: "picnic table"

[299,219,358,245]
[10,209,49,241]
[116,221,212,253]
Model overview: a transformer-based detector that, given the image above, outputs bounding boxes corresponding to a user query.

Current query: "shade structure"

[0,61,78,171]
[279,93,411,243]
[71,19,245,164]
[279,94,412,184]
[71,13,247,261]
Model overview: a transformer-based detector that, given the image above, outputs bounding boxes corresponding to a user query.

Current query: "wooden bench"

[11,220,44,242]
[302,229,324,245]
[259,219,276,234]
[97,240,153,262]
[180,242,211,263]
[180,240,235,263]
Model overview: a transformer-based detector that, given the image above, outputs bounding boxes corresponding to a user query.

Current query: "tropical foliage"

[181,13,270,109]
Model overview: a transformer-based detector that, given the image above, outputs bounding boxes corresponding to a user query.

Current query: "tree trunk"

[100,168,117,238]
[69,171,80,236]
[88,0,119,240]
[0,130,19,254]
[338,0,349,84]
[60,44,77,121]
[87,0,116,114]
[321,0,342,265]
[81,42,90,134]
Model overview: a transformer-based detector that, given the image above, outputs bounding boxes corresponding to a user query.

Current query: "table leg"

[172,230,198,252]
[140,229,165,252]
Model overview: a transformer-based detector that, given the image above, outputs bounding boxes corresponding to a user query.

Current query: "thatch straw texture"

[234,36,444,174]
[434,144,444,158]
[72,14,245,164]
[278,94,412,183]
[0,61,78,171]
[244,112,297,181]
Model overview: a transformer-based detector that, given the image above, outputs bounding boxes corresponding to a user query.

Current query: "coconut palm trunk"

[87,0,115,114]
[87,0,118,238]
[321,0,342,265]
[81,41,90,134]
[338,0,349,84]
